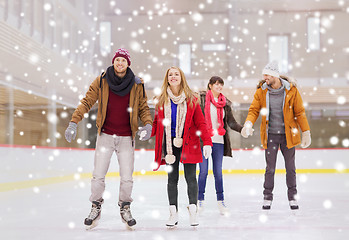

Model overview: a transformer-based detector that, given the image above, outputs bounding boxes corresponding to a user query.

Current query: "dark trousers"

[167,143,198,210]
[264,133,297,201]
[198,143,224,201]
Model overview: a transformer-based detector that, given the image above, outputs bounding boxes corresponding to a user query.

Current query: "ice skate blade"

[121,219,137,230]
[85,220,99,230]
[166,222,178,228]
[125,224,136,230]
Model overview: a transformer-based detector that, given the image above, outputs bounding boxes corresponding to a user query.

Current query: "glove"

[300,130,311,148]
[138,124,152,141]
[241,121,254,138]
[65,122,77,143]
[203,145,212,159]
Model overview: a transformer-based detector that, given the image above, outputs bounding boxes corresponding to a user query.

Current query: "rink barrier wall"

[1,145,348,192]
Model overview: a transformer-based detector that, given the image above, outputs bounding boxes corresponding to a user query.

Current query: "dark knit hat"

[112,48,131,66]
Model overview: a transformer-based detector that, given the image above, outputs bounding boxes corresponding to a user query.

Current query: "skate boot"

[289,200,299,210]
[120,202,136,228]
[217,200,229,215]
[187,204,199,226]
[84,198,104,230]
[197,200,204,214]
[166,205,178,227]
[262,200,272,210]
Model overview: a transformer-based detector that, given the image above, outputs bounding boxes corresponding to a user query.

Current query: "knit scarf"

[106,66,135,96]
[204,90,226,136]
[164,87,187,164]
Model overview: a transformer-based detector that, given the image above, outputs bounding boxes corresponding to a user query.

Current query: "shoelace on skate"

[121,208,134,222]
[87,207,100,220]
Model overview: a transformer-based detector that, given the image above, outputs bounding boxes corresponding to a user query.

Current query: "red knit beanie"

[112,48,131,66]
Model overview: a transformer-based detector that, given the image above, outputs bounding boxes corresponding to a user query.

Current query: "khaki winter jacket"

[245,75,310,149]
[71,72,152,139]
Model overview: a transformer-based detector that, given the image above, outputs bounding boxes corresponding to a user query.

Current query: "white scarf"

[164,87,187,164]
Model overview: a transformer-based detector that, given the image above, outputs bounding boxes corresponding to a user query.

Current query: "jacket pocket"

[289,124,301,145]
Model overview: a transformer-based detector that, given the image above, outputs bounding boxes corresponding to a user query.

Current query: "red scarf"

[204,90,226,136]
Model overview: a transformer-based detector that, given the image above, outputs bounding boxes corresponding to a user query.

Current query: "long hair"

[155,66,196,108]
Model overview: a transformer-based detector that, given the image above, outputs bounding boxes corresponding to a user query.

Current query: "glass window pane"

[202,43,226,51]
[100,21,111,56]
[307,17,320,51]
[178,44,191,75]
[268,35,288,73]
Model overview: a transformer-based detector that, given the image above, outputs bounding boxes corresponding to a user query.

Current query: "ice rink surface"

[1,173,348,240]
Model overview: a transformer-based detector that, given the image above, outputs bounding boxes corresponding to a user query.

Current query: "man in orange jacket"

[241,61,311,210]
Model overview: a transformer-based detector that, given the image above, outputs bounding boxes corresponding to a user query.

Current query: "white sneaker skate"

[84,199,104,230]
[289,200,299,210]
[166,205,178,227]
[197,200,204,214]
[262,200,272,210]
[217,200,229,215]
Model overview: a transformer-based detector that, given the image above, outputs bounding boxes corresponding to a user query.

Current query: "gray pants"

[89,133,134,206]
[264,133,297,201]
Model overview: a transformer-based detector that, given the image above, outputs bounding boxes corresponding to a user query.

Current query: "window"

[99,22,111,56]
[307,17,320,51]
[202,43,226,51]
[178,44,191,75]
[268,35,289,73]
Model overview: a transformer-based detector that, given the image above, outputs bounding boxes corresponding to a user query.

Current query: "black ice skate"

[120,202,136,228]
[84,199,104,230]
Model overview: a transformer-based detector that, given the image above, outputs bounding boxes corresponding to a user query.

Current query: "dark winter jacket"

[199,91,243,157]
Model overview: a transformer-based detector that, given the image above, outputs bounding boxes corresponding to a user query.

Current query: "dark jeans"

[167,142,198,210]
[198,143,224,201]
[264,133,297,201]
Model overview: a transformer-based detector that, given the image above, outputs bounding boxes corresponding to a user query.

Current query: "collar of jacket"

[261,78,291,91]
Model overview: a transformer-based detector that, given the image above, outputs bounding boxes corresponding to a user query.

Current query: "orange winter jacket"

[70,72,152,139]
[245,75,310,149]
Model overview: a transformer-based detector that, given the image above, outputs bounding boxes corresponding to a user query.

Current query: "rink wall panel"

[0,145,348,191]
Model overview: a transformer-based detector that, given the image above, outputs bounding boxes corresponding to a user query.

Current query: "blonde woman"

[151,67,212,227]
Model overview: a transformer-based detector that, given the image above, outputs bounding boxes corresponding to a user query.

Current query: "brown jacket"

[71,72,152,139]
[199,91,243,157]
[245,75,310,149]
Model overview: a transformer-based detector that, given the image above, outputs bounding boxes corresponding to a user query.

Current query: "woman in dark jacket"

[198,76,243,215]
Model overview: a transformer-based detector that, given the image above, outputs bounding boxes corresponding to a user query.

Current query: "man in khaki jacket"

[65,48,152,229]
[241,61,311,210]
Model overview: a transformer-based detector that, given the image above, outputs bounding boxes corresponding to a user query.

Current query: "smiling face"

[113,57,128,74]
[167,68,182,88]
[209,82,223,96]
[263,74,280,88]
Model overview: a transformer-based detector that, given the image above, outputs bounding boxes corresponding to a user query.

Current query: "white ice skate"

[197,200,204,214]
[188,204,199,227]
[262,200,272,210]
[289,200,299,210]
[217,200,229,215]
[166,205,178,228]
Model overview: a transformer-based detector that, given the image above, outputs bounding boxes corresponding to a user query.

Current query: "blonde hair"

[156,66,196,108]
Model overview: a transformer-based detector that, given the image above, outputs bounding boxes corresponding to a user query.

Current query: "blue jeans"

[198,143,224,201]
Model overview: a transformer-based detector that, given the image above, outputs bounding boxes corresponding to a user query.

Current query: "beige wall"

[106,9,348,82]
